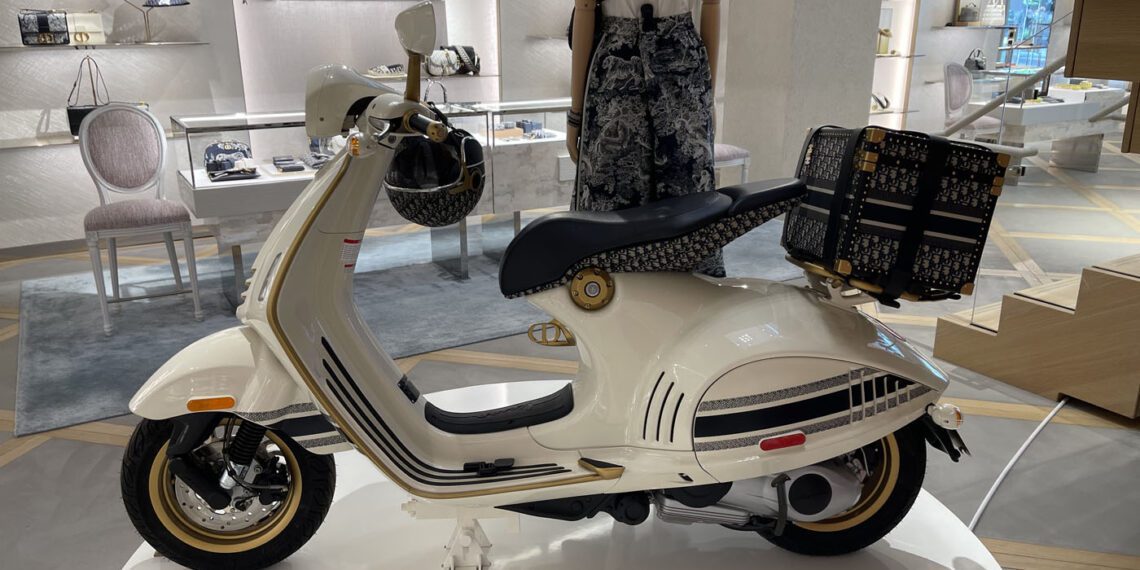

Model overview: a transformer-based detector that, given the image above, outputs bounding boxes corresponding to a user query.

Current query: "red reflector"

[759,432,807,451]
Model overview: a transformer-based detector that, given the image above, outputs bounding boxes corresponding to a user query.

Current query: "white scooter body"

[129,2,952,515]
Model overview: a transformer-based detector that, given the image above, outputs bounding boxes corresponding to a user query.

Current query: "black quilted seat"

[498,179,806,297]
[719,178,806,216]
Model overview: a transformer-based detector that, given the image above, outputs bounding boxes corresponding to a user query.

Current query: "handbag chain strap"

[452,45,474,69]
[68,55,110,107]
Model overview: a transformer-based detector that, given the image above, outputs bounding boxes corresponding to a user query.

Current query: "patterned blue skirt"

[574,12,723,275]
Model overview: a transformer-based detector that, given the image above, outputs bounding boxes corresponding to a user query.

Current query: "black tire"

[761,420,926,556]
[121,418,336,570]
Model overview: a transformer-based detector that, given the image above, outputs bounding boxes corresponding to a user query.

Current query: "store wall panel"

[233,0,500,113]
[723,0,879,181]
[0,1,245,249]
[498,0,571,102]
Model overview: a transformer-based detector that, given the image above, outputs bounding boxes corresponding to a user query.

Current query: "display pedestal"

[124,452,999,569]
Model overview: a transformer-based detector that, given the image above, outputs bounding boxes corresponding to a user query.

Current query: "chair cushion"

[714,143,751,163]
[84,199,190,232]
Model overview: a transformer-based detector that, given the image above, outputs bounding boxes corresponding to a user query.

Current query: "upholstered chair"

[944,63,1003,139]
[78,103,202,335]
[714,143,751,184]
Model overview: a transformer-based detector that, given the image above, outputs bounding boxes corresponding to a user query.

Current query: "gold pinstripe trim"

[264,155,609,499]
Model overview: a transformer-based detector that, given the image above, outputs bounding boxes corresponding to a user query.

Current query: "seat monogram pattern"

[508,197,800,298]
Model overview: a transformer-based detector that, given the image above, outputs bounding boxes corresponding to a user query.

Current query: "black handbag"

[782,126,1008,304]
[964,48,987,71]
[18,9,70,46]
[67,56,110,136]
[444,45,480,75]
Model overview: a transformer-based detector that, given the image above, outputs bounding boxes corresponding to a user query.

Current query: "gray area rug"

[16,219,797,435]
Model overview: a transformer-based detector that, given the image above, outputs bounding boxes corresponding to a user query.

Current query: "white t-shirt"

[601,0,701,22]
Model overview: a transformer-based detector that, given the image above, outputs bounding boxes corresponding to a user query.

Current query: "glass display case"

[170,112,321,220]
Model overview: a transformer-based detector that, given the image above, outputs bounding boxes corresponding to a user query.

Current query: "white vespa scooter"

[120,3,969,569]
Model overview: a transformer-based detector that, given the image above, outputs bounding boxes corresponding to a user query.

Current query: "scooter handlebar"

[403,110,448,143]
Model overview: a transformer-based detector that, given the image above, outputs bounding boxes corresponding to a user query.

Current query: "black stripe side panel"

[318,338,567,485]
[695,375,915,439]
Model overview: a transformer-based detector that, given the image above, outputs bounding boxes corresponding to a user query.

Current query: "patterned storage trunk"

[781,126,1008,303]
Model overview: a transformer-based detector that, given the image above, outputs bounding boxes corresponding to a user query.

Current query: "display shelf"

[473,97,571,114]
[491,130,566,146]
[870,109,920,116]
[0,41,207,52]
[935,24,1017,30]
[870,0,920,128]
[0,131,178,151]
[171,111,305,134]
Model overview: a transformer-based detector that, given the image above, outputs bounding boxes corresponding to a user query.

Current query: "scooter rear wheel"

[761,420,926,556]
[121,417,336,570]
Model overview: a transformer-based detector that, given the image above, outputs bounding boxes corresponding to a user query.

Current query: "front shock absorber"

[220,422,268,490]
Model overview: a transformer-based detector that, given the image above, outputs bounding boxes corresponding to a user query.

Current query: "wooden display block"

[935,255,1140,418]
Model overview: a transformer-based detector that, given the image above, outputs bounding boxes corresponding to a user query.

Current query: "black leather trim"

[717,178,807,216]
[499,191,731,296]
[425,383,575,435]
[275,414,337,438]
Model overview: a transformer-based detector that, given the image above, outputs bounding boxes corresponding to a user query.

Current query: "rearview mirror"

[395,1,436,57]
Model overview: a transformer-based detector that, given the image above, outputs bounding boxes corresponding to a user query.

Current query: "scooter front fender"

[129,325,314,423]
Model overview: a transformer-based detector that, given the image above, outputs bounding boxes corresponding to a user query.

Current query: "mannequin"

[567,0,723,275]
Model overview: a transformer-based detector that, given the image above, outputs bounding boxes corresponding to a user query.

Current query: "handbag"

[444,45,480,75]
[964,48,987,71]
[67,56,110,136]
[957,2,980,24]
[18,9,70,46]
[68,11,105,45]
[425,49,461,76]
[205,141,261,182]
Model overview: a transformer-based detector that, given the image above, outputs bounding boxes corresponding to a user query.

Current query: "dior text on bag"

[18,9,70,46]
[67,56,111,136]
[781,126,1009,305]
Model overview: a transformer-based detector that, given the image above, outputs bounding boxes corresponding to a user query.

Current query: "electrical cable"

[968,397,1069,531]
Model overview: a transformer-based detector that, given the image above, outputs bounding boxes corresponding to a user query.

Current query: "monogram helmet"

[383,121,485,228]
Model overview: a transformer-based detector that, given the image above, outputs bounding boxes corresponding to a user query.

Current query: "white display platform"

[124,451,1000,570]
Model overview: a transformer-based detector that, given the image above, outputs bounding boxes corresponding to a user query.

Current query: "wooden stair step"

[950,302,1002,332]
[1095,253,1140,280]
[1014,276,1081,311]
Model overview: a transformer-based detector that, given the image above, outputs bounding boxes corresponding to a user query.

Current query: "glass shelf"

[171,112,305,134]
[935,24,1017,30]
[876,54,927,59]
[0,41,207,52]
[870,109,921,116]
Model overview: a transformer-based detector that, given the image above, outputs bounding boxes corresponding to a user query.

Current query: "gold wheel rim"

[794,434,900,533]
[148,431,303,554]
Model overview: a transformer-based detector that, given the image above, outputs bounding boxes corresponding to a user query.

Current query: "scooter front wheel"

[762,420,926,556]
[121,417,336,570]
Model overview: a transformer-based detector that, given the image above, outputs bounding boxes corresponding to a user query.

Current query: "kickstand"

[402,498,519,570]
[757,473,791,539]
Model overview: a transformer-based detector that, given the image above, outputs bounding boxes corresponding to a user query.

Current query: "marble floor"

[1,138,1139,570]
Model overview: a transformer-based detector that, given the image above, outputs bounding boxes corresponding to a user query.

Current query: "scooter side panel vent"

[642,372,685,443]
